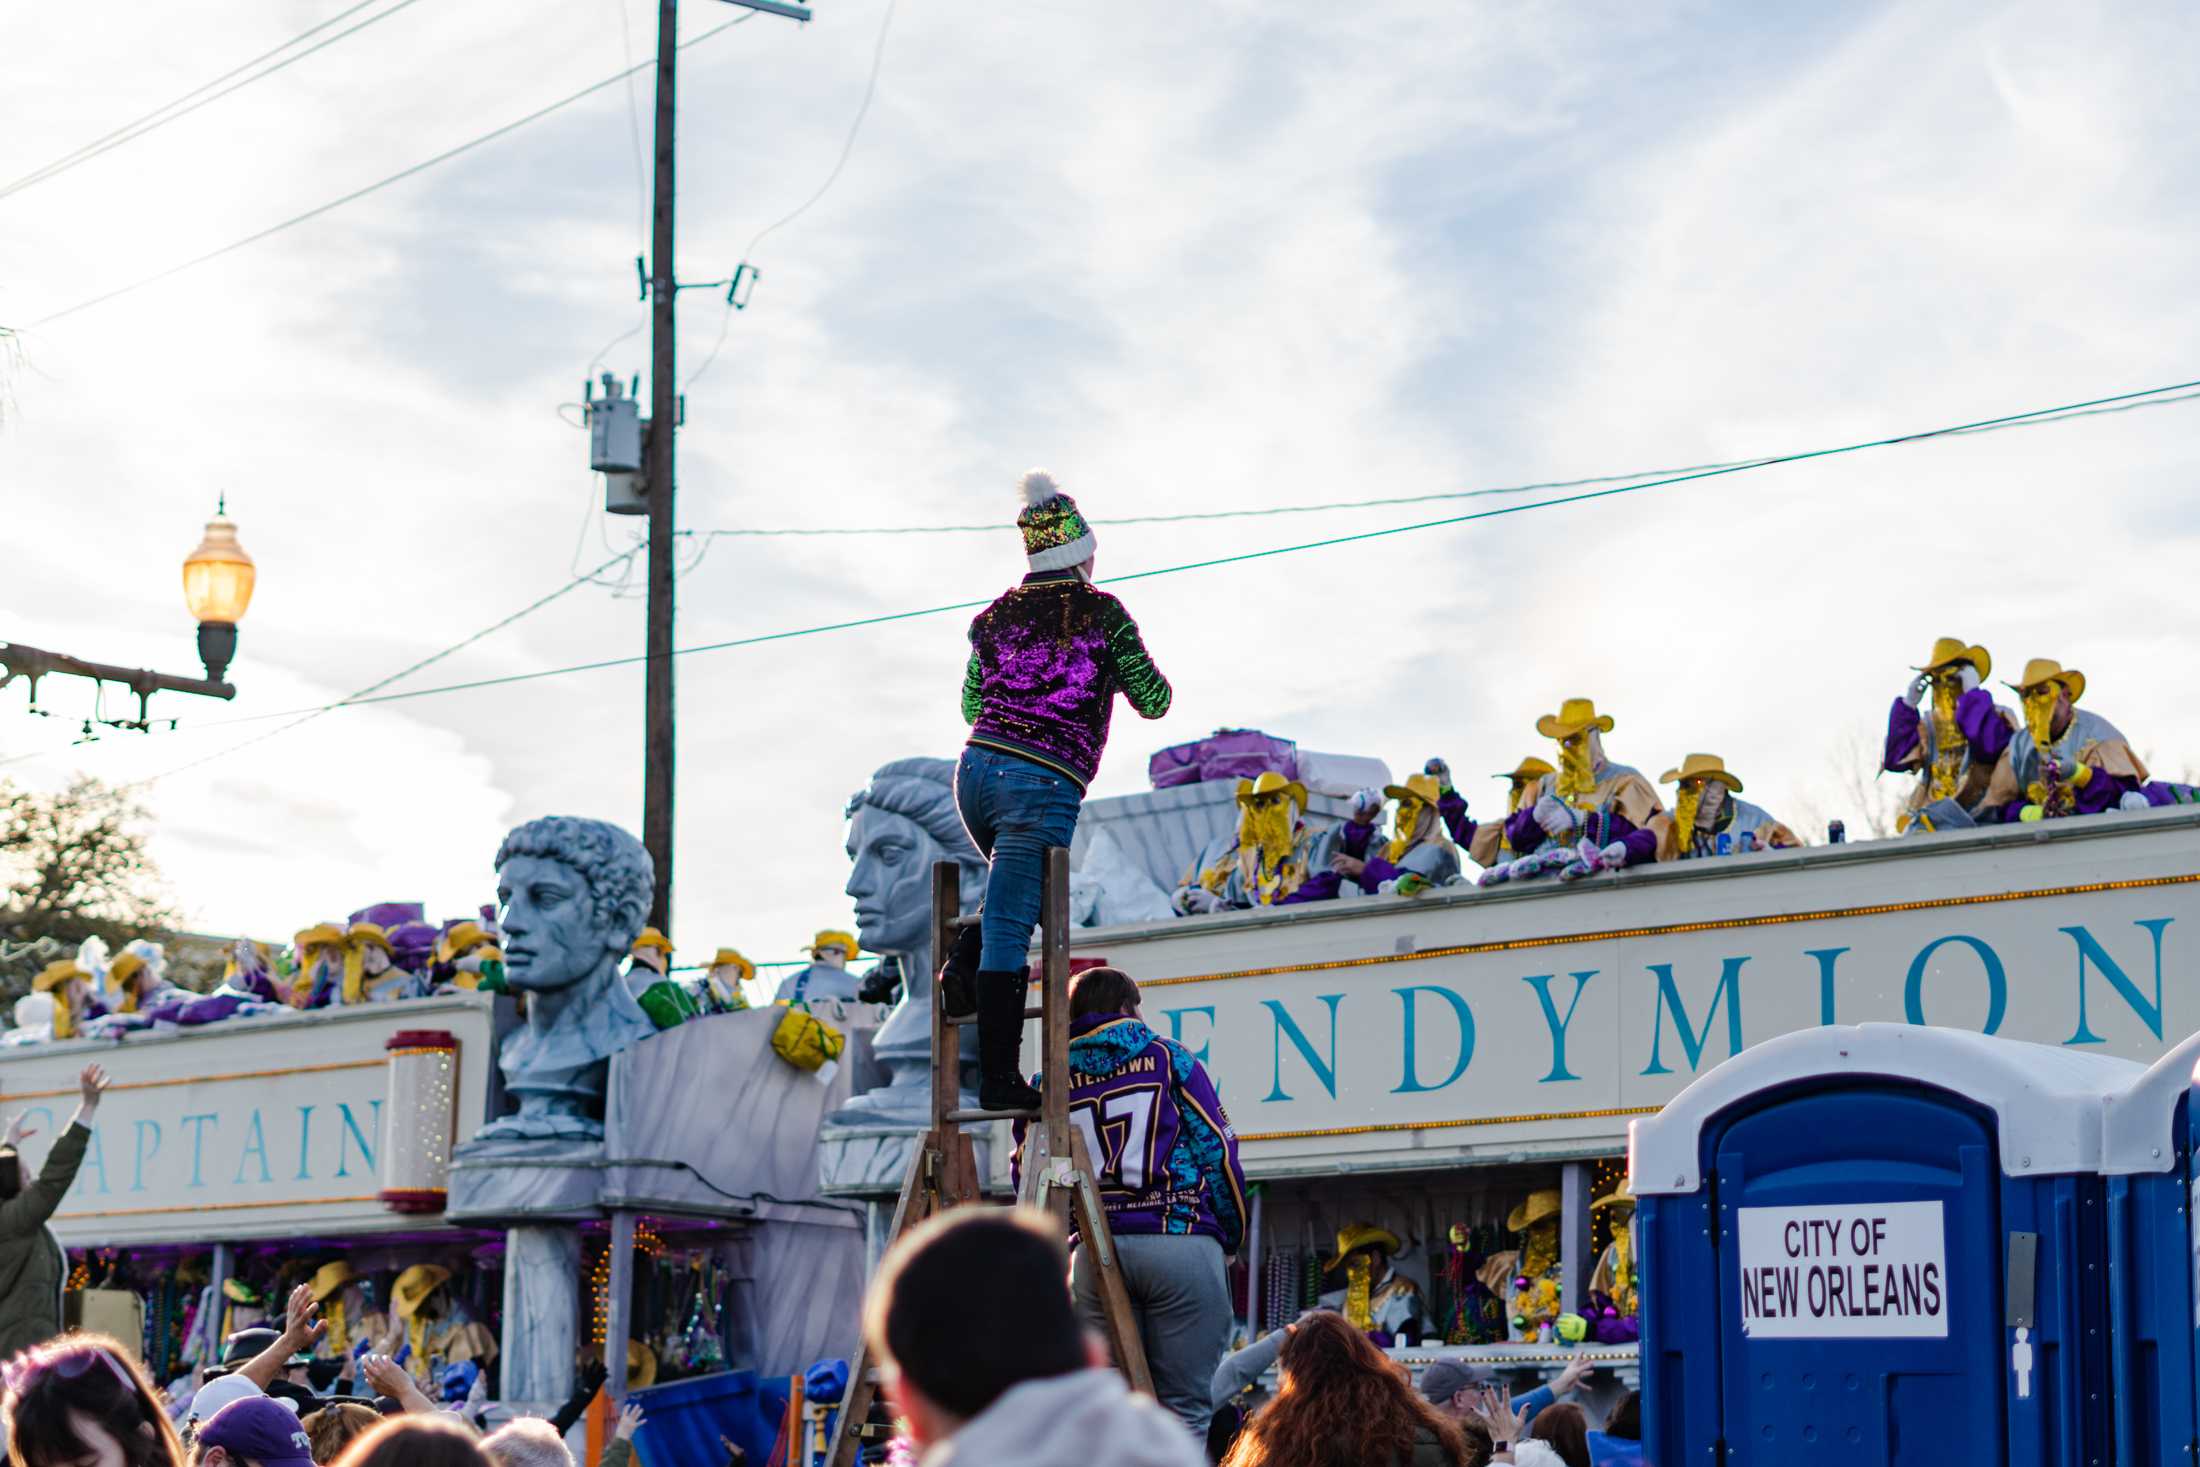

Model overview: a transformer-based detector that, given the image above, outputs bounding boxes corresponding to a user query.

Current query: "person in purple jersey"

[947,471,1173,1111]
[1015,967,1248,1433]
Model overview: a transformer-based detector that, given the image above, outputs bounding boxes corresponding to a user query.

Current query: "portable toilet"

[2096,1029,2200,1467]
[1630,1024,2138,1467]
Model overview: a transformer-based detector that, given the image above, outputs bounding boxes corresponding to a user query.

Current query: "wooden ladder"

[825,847,1152,1467]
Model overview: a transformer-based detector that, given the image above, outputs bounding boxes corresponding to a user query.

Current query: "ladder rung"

[945,913,983,929]
[942,1107,1041,1123]
[941,1005,1044,1027]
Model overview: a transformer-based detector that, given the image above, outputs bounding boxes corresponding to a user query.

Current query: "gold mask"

[1555,732,1596,804]
[2022,684,2061,749]
[1385,798,1427,864]
[1238,793,1297,870]
[1672,780,1705,846]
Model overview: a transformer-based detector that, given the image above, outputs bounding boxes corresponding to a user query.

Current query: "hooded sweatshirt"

[921,1369,1206,1467]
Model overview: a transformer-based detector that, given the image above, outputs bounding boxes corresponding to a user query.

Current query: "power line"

[693,385,2200,539]
[22,12,756,331]
[0,0,432,204]
[19,374,2192,757]
[684,0,898,391]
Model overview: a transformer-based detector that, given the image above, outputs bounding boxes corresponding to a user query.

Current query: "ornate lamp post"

[2,500,257,727]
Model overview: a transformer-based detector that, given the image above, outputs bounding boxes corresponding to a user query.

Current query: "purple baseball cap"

[197,1396,315,1465]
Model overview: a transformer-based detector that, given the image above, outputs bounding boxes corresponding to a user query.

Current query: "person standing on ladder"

[1015,966,1247,1432]
[947,470,1174,1111]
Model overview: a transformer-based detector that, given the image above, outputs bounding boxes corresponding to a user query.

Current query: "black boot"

[976,969,1042,1113]
[939,923,983,1019]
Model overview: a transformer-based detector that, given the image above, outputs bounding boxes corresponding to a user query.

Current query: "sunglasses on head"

[3,1345,138,1397]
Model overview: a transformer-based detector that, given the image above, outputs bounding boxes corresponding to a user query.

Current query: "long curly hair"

[1220,1312,1468,1467]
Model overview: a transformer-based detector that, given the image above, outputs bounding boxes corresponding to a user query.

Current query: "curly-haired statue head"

[480,814,659,1141]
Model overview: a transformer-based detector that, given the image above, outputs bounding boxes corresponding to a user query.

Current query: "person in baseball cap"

[1418,1357,1496,1415]
[195,1394,316,1467]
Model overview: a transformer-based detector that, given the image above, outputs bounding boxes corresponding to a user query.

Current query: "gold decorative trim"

[4,1058,385,1102]
[1139,871,2200,989]
[58,1195,381,1220]
[385,1048,457,1059]
[1242,1105,1661,1143]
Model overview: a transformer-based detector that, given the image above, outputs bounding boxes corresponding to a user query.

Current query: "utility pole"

[643,0,679,934]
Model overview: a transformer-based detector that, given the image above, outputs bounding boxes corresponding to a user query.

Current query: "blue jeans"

[955,745,1083,972]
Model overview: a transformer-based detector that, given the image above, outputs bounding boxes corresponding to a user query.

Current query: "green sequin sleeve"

[1104,601,1173,720]
[960,647,984,726]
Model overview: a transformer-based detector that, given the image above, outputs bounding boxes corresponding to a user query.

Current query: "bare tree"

[1789,721,1908,842]
[0,775,182,1000]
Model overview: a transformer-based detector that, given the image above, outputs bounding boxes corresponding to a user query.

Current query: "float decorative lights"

[378,1030,459,1215]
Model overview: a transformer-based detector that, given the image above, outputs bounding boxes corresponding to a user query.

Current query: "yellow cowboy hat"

[311,1260,360,1302]
[1496,757,1556,785]
[346,922,392,951]
[1383,772,1445,808]
[32,960,87,993]
[1507,1188,1563,1232]
[2006,657,2086,706]
[294,922,347,955]
[107,951,147,988]
[711,948,757,983]
[1591,1181,1635,1214]
[1235,770,1309,811]
[1914,636,1991,681]
[809,930,860,961]
[1323,1222,1402,1270]
[391,1264,451,1318]
[631,928,674,957]
[435,922,492,964]
[1535,698,1615,740]
[1660,753,1744,792]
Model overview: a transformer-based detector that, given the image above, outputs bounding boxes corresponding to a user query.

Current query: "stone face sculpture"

[478,815,660,1141]
[829,758,986,1125]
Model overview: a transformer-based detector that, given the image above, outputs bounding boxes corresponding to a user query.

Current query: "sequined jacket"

[962,571,1172,789]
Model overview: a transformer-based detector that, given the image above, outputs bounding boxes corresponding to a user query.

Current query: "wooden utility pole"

[643,0,679,932]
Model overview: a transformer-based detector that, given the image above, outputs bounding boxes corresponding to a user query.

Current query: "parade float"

[1046,780,2200,1401]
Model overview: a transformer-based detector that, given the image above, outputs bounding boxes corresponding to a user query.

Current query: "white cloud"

[4,0,2196,967]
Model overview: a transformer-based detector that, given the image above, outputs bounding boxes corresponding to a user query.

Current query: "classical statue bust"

[829,758,986,1125]
[477,815,660,1141]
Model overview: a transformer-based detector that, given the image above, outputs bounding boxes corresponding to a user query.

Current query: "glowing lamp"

[182,503,254,682]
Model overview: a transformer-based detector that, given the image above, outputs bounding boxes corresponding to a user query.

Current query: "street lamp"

[181,501,255,683]
[1,499,256,726]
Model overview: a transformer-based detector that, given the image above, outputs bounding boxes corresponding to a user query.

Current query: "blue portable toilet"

[2096,1030,2200,1467]
[1629,1024,2139,1467]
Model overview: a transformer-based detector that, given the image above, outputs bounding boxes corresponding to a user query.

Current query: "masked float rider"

[1426,756,1554,869]
[1342,773,1461,894]
[1175,772,1320,913]
[1658,753,1800,859]
[1981,659,2162,822]
[1278,787,1385,905]
[1485,699,1665,884]
[1318,1224,1426,1343]
[1883,636,2015,831]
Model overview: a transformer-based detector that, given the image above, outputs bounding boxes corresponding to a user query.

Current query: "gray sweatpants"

[1071,1232,1232,1433]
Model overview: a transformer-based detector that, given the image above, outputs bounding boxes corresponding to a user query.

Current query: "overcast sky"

[3,0,2195,967]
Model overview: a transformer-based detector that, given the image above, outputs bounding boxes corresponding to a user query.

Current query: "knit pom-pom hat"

[1016,469,1096,572]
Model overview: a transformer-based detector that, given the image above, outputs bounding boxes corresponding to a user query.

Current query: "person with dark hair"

[864,1207,1201,1467]
[946,468,1173,1111]
[1585,1390,1641,1465]
[1217,1311,1469,1467]
[1,1331,188,1467]
[1014,966,1246,1431]
[327,1414,489,1467]
[1514,1401,1591,1467]
[0,1063,110,1359]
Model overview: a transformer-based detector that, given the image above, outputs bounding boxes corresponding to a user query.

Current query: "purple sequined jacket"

[962,570,1172,789]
